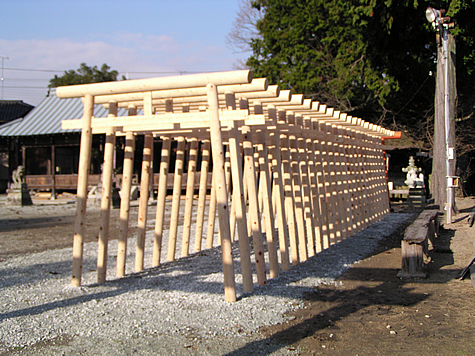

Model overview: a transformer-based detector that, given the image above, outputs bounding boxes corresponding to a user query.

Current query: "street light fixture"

[425,7,440,23]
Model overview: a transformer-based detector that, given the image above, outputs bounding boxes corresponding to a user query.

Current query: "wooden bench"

[397,210,439,278]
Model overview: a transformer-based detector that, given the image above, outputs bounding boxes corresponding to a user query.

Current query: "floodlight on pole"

[425,7,440,23]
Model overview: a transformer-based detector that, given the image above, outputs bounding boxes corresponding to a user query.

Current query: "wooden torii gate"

[58,70,400,302]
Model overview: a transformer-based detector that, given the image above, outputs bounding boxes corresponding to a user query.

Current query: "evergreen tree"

[49,63,119,88]
[244,0,475,149]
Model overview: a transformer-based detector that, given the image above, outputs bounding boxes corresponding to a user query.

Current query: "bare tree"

[226,0,264,55]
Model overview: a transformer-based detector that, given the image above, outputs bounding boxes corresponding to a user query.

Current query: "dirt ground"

[1,195,475,355]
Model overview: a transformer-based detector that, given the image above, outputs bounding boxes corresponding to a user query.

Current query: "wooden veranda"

[58,70,400,302]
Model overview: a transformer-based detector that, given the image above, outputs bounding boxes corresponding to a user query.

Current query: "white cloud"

[0,34,246,104]
[109,31,180,53]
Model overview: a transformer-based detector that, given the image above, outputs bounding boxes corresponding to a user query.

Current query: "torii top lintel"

[57,70,401,139]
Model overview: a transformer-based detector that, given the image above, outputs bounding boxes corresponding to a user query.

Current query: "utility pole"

[426,8,457,224]
[0,56,8,100]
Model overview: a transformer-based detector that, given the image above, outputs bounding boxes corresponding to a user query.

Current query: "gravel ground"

[0,206,413,355]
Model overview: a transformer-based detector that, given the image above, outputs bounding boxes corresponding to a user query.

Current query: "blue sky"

[0,0,249,105]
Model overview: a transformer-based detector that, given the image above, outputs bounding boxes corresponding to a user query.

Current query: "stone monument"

[402,156,425,188]
[6,166,33,206]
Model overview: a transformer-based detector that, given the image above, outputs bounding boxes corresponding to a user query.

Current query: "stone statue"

[11,165,25,188]
[7,165,32,206]
[402,156,424,188]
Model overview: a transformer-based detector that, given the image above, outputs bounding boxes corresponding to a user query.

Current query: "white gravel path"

[0,210,413,355]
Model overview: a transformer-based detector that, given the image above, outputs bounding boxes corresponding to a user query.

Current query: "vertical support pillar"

[305,117,323,253]
[267,105,290,270]
[51,144,56,200]
[280,131,299,265]
[257,130,279,278]
[153,136,171,266]
[297,121,316,257]
[319,123,337,245]
[206,172,218,248]
[135,133,153,271]
[194,140,211,251]
[335,126,352,238]
[116,131,135,277]
[207,83,236,302]
[136,92,154,271]
[71,93,94,287]
[313,129,330,249]
[168,136,185,261]
[243,126,267,285]
[288,121,308,262]
[228,121,253,292]
[97,102,117,283]
[181,137,198,257]
[226,93,253,292]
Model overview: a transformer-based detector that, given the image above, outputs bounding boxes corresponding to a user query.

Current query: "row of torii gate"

[58,70,400,302]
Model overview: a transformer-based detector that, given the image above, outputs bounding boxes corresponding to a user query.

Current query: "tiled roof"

[0,100,34,124]
[0,90,130,137]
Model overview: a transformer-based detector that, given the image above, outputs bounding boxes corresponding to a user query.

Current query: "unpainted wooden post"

[345,129,361,233]
[194,140,211,251]
[168,136,185,261]
[136,92,154,272]
[304,117,323,253]
[355,132,369,228]
[206,173,218,249]
[296,118,316,257]
[279,118,299,264]
[225,92,253,291]
[228,120,254,292]
[312,132,330,250]
[243,126,267,285]
[257,131,279,278]
[117,130,135,277]
[97,102,117,283]
[221,146,232,245]
[334,126,352,238]
[325,123,344,242]
[366,133,378,223]
[319,122,337,245]
[71,93,94,287]
[267,105,290,270]
[153,136,171,266]
[288,115,308,262]
[181,137,198,257]
[207,83,236,302]
[135,133,153,271]
[373,136,390,217]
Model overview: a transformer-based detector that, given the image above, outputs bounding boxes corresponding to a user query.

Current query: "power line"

[5,67,61,73]
[4,66,218,75]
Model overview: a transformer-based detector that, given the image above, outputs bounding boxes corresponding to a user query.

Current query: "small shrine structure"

[57,70,400,302]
